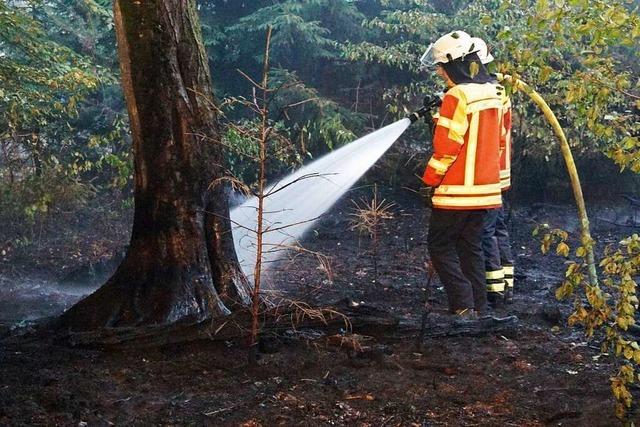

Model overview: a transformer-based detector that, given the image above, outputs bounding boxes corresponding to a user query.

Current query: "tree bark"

[60,0,249,331]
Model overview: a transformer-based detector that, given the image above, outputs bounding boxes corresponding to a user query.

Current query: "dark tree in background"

[61,0,250,330]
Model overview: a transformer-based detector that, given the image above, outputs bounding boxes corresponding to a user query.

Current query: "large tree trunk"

[60,0,250,331]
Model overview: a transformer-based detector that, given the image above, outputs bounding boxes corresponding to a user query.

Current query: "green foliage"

[267,68,364,151]
[343,0,640,164]
[0,1,104,130]
[0,172,93,240]
[222,117,303,185]
[540,227,640,418]
[200,1,371,159]
[495,0,640,162]
[32,0,116,64]
[0,0,128,229]
[511,1,640,416]
[227,2,340,61]
[3,0,638,211]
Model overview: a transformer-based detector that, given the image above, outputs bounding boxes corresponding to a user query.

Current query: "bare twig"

[236,68,266,92]
[204,404,238,417]
[262,215,324,234]
[264,172,338,198]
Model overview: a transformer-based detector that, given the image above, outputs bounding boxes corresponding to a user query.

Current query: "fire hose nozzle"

[409,107,428,123]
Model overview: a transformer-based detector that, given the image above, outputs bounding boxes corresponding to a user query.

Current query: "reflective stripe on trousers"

[486,269,505,293]
[503,264,514,289]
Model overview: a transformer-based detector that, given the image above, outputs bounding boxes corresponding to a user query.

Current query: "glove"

[410,93,444,124]
[423,92,443,110]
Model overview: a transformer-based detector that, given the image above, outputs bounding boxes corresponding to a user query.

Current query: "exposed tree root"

[37,300,522,350]
[56,311,251,349]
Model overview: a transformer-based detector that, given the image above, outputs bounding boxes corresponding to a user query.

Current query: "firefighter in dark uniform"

[470,37,516,306]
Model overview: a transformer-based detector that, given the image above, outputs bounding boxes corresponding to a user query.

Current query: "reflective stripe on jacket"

[499,95,512,191]
[423,83,503,210]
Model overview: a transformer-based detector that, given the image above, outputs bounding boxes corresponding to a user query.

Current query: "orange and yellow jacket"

[422,83,506,210]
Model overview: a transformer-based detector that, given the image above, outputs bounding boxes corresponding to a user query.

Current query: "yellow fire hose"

[497,74,599,287]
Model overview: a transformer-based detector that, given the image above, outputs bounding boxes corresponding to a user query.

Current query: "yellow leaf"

[556,242,570,257]
[624,346,634,360]
[617,316,629,330]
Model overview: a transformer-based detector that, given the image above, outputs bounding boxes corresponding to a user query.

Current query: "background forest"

[2,0,639,250]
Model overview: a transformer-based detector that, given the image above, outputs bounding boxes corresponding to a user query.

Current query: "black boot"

[488,291,504,308]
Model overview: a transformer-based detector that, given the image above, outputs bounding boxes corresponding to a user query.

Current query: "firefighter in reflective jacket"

[420,31,504,317]
[471,38,516,305]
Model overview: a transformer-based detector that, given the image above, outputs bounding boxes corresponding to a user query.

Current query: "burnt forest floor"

[2,185,640,426]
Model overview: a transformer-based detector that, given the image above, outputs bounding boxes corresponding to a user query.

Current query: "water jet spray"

[230,118,415,280]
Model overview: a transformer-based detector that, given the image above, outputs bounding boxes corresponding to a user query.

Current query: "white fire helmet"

[470,37,494,64]
[420,30,479,68]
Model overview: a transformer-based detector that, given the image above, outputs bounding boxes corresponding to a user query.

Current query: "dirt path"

[1,188,638,425]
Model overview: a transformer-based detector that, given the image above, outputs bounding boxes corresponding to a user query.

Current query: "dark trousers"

[482,205,514,271]
[427,208,489,313]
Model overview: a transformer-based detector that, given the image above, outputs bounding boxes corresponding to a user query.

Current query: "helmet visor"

[419,44,435,69]
[481,52,495,65]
